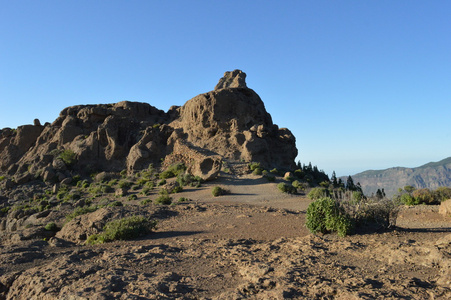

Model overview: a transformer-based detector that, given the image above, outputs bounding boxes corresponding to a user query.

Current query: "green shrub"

[434,186,451,202]
[118,180,132,189]
[212,186,227,197]
[307,187,330,200]
[249,162,261,172]
[140,198,152,205]
[86,216,157,245]
[101,184,114,194]
[141,187,152,196]
[108,179,118,186]
[136,178,148,186]
[270,168,279,174]
[178,197,189,203]
[108,200,123,207]
[120,169,127,178]
[351,191,364,203]
[58,149,77,166]
[0,206,10,217]
[265,174,276,182]
[65,206,99,223]
[158,179,166,186]
[71,175,81,186]
[155,195,172,205]
[306,197,353,237]
[0,176,5,182]
[172,186,183,193]
[128,194,138,201]
[44,222,58,232]
[277,182,296,194]
[400,193,417,206]
[160,163,186,179]
[252,167,263,175]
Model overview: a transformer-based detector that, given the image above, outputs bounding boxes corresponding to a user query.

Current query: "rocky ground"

[0,173,450,299]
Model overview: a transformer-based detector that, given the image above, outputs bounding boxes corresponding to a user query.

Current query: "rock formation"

[0,70,297,185]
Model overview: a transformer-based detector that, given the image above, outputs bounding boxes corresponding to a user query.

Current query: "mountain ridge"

[349,157,451,197]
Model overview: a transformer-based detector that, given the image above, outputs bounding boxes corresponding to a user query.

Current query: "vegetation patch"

[86,216,157,245]
[277,182,296,194]
[65,206,99,223]
[44,222,58,232]
[159,163,186,179]
[306,197,353,237]
[307,187,330,200]
[58,149,77,166]
[212,186,227,197]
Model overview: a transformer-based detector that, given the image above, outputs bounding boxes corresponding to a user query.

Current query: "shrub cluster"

[86,216,157,244]
[394,186,451,205]
[277,182,296,194]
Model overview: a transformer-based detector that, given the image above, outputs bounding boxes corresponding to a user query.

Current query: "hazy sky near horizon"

[1,1,450,177]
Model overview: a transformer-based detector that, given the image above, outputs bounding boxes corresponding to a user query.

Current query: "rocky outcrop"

[0,70,297,183]
[214,69,247,90]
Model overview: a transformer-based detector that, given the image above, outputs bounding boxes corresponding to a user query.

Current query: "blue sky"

[1,1,450,177]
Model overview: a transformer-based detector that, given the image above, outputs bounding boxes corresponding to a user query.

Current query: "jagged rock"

[215,69,247,90]
[0,71,297,183]
[33,118,41,126]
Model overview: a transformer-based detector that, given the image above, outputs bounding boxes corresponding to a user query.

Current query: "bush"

[252,167,263,175]
[400,193,417,206]
[118,180,132,189]
[158,179,166,186]
[140,199,152,205]
[249,162,261,172]
[44,222,58,232]
[155,195,172,205]
[86,216,157,245]
[306,197,353,237]
[434,186,451,202]
[307,187,329,200]
[345,198,396,230]
[265,174,276,182]
[172,186,183,193]
[160,163,186,179]
[58,149,77,166]
[127,194,138,201]
[65,206,99,223]
[277,182,296,194]
[212,186,227,197]
[412,188,438,205]
[108,201,123,207]
[141,187,152,196]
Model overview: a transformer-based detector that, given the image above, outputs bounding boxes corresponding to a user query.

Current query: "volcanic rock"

[0,70,297,183]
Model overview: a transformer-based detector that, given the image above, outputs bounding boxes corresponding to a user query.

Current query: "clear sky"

[1,1,450,177]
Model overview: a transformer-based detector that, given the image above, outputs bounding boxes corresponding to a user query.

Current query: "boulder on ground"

[439,199,451,216]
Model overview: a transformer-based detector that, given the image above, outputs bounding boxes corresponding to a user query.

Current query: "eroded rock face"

[0,70,297,182]
[214,69,247,90]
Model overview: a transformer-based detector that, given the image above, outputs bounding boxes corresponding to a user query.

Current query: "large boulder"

[439,199,451,216]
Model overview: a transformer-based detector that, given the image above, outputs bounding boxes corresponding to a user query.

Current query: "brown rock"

[214,69,247,90]
[439,199,451,216]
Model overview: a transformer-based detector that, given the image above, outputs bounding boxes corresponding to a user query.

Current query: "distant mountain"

[348,157,451,198]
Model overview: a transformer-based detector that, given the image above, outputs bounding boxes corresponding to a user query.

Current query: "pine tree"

[331,171,338,187]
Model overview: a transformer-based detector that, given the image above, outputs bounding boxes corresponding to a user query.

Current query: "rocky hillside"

[350,157,451,197]
[0,70,297,185]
